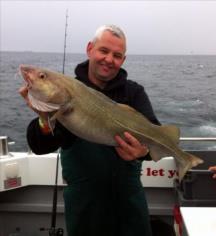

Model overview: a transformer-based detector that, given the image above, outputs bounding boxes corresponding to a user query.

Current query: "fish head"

[19,65,71,112]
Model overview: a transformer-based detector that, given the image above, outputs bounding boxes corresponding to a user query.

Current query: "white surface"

[0,152,178,191]
[142,156,178,187]
[5,162,19,178]
[180,207,216,236]
[0,153,29,191]
[0,152,62,192]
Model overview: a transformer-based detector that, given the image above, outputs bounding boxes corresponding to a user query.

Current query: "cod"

[19,65,203,181]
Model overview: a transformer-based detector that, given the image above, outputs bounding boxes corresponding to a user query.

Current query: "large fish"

[19,64,203,181]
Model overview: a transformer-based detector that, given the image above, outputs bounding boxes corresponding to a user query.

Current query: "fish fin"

[178,152,204,181]
[87,86,117,104]
[117,103,151,121]
[158,125,180,144]
[117,103,137,112]
[149,145,171,162]
[50,102,73,121]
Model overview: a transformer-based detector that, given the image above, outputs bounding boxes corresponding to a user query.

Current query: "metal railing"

[180,137,216,142]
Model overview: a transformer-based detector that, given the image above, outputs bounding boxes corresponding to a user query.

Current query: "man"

[20,25,160,236]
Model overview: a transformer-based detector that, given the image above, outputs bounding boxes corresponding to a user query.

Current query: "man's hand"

[115,132,149,161]
[209,166,216,179]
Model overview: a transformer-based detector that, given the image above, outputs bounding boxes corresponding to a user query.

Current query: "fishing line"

[47,9,69,236]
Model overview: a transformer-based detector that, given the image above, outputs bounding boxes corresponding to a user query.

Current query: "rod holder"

[0,136,9,156]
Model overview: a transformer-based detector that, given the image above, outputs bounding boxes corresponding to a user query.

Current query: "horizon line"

[1,50,216,56]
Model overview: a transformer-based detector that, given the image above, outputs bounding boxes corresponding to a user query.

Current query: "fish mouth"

[19,64,33,89]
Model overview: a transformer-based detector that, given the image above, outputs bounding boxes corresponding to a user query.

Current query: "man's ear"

[86,41,93,57]
[123,55,126,63]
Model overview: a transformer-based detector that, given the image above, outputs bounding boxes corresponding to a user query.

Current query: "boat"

[0,137,216,235]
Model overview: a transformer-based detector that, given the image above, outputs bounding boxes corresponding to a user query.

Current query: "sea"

[0,51,216,152]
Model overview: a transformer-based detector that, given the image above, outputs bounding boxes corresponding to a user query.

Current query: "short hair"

[92,24,126,43]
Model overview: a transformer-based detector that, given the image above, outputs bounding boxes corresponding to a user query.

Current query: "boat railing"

[180,137,216,142]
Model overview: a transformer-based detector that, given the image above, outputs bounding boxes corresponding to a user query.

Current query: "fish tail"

[178,153,204,181]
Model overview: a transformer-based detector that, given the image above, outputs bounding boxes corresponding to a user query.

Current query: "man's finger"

[115,135,134,154]
[115,146,133,161]
[123,132,140,146]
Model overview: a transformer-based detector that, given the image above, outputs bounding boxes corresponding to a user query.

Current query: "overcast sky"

[1,1,216,55]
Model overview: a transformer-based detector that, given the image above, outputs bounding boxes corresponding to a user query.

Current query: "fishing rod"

[48,150,63,236]
[62,9,69,75]
[42,9,69,236]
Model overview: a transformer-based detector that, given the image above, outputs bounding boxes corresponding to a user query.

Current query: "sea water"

[0,52,216,151]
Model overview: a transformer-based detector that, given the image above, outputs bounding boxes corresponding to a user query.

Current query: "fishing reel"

[49,227,64,236]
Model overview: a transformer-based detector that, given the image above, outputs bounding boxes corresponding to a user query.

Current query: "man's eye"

[114,54,123,59]
[39,72,46,79]
[100,49,108,54]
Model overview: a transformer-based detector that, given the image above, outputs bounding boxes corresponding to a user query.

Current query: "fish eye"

[39,72,47,79]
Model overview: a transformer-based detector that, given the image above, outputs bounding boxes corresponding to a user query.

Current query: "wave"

[167,99,204,107]
[207,145,216,150]
[206,74,216,79]
[199,125,216,135]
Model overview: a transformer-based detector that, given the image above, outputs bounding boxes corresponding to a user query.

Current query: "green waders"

[61,139,152,236]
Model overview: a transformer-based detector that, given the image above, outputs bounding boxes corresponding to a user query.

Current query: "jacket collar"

[74,60,128,91]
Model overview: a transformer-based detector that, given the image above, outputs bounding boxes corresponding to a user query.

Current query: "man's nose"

[104,53,114,63]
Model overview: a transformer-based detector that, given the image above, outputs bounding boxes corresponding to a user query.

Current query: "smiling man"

[87,26,126,87]
[20,25,160,236]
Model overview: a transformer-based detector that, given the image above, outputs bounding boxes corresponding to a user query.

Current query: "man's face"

[87,31,126,85]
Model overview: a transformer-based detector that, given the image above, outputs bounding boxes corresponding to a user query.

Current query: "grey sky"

[1,1,216,55]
